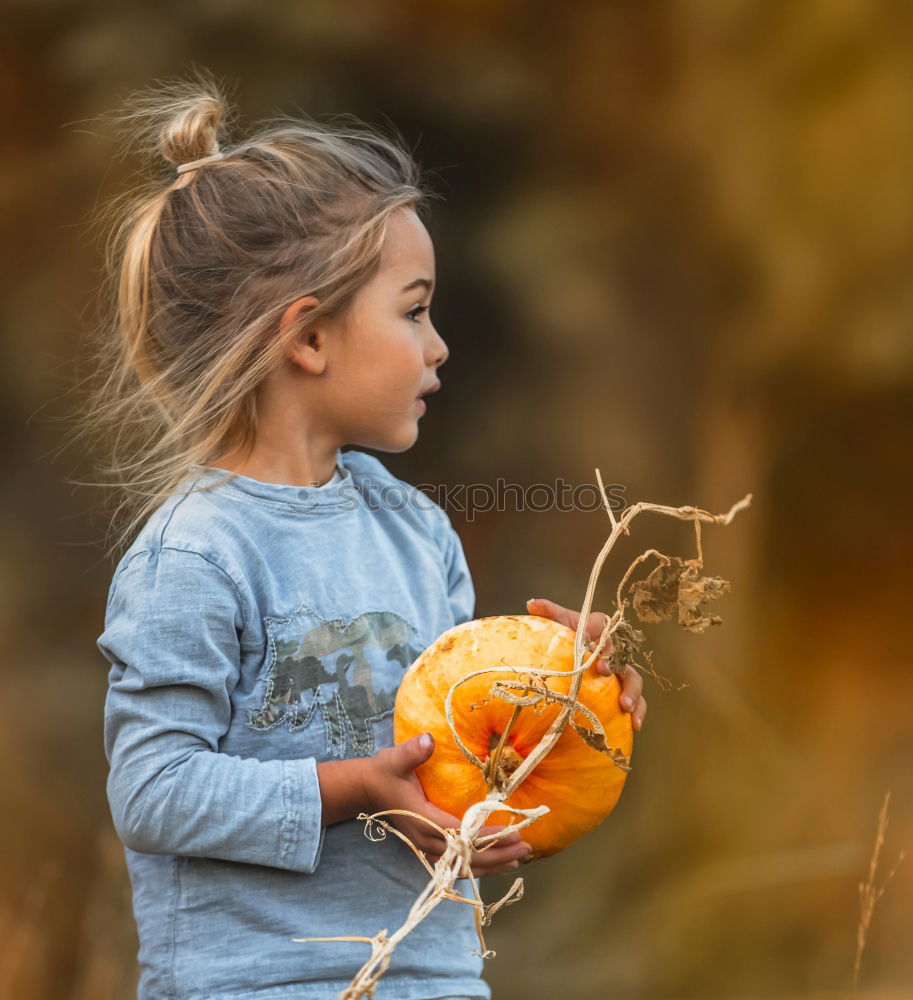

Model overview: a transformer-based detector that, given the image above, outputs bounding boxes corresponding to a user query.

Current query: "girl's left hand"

[525,597,647,732]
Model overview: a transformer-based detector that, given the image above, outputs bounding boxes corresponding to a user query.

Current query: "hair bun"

[107,69,234,173]
[161,93,224,169]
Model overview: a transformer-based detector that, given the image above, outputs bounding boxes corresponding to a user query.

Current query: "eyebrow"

[400,278,435,294]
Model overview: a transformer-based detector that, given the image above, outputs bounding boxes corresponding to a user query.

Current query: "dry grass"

[853,791,905,998]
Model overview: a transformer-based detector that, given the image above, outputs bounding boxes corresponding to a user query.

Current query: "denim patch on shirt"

[245,607,421,757]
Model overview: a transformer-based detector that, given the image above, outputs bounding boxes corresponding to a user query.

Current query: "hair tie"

[176,152,225,175]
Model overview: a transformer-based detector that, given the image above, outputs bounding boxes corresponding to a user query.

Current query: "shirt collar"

[184,448,358,511]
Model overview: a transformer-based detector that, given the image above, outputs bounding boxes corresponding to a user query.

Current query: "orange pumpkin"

[393,614,633,858]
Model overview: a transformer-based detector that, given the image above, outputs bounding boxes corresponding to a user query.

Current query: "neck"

[211,440,341,488]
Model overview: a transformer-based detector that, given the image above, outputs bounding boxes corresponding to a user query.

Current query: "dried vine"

[296,472,752,999]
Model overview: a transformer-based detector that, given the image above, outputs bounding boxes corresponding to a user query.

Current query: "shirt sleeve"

[437,512,476,626]
[98,546,325,873]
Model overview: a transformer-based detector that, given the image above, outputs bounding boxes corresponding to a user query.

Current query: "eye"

[407,305,429,323]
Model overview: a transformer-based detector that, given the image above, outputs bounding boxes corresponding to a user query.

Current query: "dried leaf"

[606,619,645,674]
[629,555,731,634]
[569,722,632,772]
[629,556,685,623]
[677,560,730,633]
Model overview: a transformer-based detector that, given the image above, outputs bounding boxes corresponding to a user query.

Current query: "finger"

[588,616,616,684]
[444,839,533,878]
[411,817,523,859]
[396,813,452,853]
[476,823,522,848]
[406,834,447,863]
[526,597,577,629]
[632,696,647,731]
[618,665,643,711]
[468,852,532,878]
[414,801,464,836]
[527,600,614,653]
[456,854,532,880]
[470,841,532,873]
[419,807,524,850]
[414,831,449,855]
[474,839,531,863]
[584,611,613,647]
[459,862,516,880]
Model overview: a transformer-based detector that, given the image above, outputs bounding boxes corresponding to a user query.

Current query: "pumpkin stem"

[484,704,524,792]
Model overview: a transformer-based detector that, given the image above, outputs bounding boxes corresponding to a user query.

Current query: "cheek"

[387,336,425,378]
[348,324,425,392]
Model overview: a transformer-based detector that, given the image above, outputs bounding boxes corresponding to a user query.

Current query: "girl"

[94,74,646,1000]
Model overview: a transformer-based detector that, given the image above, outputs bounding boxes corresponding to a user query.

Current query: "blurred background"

[2,0,911,997]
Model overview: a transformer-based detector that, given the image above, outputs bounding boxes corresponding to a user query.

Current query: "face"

[322,207,449,452]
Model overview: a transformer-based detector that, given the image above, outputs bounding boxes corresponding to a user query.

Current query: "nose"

[428,324,449,369]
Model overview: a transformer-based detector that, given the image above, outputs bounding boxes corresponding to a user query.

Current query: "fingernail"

[623,696,636,711]
[419,733,433,751]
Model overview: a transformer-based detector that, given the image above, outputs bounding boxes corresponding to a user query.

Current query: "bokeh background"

[2,1,911,997]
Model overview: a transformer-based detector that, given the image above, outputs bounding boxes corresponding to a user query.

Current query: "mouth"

[417,381,441,400]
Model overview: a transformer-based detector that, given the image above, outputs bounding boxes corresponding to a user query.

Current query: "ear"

[280,295,329,375]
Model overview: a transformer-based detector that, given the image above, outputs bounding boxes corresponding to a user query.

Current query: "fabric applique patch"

[246,608,420,757]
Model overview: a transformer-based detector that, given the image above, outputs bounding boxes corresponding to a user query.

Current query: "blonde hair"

[75,69,439,561]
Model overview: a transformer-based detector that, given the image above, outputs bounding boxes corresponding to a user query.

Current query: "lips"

[418,381,441,399]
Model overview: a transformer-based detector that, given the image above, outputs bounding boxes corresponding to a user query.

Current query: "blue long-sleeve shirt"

[97,448,490,1000]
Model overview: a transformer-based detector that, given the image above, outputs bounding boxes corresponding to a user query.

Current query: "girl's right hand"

[362,733,533,878]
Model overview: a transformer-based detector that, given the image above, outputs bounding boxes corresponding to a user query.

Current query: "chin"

[389,429,420,453]
[355,424,420,454]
